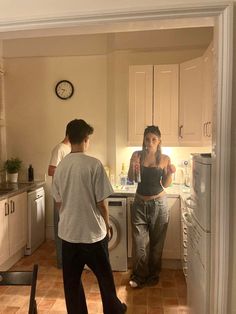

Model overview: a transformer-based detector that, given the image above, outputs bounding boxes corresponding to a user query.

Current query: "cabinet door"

[128,65,153,146]
[202,43,213,145]
[0,199,9,265]
[8,192,27,256]
[179,57,203,146]
[153,64,179,146]
[163,197,181,260]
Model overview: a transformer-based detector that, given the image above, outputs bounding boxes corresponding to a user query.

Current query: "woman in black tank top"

[127,125,176,288]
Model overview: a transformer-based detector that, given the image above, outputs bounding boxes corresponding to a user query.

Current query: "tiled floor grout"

[0,240,189,313]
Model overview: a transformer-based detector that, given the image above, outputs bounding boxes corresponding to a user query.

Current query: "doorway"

[0,3,233,313]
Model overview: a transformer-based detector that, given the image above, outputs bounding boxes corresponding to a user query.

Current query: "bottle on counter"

[28,164,34,182]
[119,163,127,186]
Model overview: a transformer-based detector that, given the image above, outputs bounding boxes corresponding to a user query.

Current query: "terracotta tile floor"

[0,240,189,313]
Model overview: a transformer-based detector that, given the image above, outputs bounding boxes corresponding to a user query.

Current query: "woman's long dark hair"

[140,125,162,166]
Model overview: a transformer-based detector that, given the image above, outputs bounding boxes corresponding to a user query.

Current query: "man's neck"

[71,143,85,153]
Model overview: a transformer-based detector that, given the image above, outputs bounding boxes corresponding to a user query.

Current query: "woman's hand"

[167,164,176,175]
[131,152,141,166]
[128,152,141,182]
[163,164,176,177]
[162,163,176,188]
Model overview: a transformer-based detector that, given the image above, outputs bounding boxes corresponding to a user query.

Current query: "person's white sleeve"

[49,145,61,167]
[94,162,114,202]
[52,172,62,203]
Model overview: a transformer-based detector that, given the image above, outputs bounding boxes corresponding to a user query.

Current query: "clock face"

[55,80,74,100]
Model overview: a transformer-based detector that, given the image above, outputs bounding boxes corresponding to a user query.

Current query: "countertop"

[0,181,45,201]
[112,184,190,201]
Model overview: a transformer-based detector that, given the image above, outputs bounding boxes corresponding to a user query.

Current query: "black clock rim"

[55,80,74,100]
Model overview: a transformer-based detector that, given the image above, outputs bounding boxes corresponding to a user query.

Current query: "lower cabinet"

[0,192,27,266]
[163,197,181,260]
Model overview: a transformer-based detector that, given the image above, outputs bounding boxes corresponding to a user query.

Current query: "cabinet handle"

[179,125,183,139]
[183,267,188,277]
[207,121,211,137]
[5,203,9,216]
[10,200,14,213]
[203,122,207,137]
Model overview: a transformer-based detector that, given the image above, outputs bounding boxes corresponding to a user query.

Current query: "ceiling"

[2,27,213,58]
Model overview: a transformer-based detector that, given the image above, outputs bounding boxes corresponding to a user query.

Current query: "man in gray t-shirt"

[52,119,127,314]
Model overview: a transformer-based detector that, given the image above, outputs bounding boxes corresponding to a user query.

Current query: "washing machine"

[106,197,127,271]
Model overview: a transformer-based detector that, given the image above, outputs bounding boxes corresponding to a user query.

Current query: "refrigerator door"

[187,214,211,314]
[191,154,211,231]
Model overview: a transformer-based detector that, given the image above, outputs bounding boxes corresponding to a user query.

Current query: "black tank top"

[136,166,164,196]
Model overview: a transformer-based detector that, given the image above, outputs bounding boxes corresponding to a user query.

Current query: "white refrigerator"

[184,153,212,314]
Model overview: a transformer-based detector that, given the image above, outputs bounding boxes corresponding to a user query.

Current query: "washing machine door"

[108,216,120,250]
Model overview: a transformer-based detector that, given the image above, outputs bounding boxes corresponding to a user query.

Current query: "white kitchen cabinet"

[163,197,181,260]
[153,65,179,146]
[128,65,153,145]
[179,57,203,146]
[128,64,179,146]
[202,42,213,145]
[0,198,9,265]
[9,193,27,256]
[0,192,27,266]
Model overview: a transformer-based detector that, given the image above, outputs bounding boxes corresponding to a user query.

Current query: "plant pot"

[7,172,18,183]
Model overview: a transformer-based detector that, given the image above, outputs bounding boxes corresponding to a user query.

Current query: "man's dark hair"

[66,119,94,144]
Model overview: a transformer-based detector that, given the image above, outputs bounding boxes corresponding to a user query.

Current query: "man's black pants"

[62,237,125,314]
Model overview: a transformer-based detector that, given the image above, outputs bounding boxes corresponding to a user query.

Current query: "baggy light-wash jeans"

[131,194,169,285]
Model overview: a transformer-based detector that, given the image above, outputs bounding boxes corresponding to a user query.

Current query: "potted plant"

[4,157,22,183]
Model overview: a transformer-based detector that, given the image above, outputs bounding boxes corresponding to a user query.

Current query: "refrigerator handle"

[182,212,193,227]
[185,197,197,210]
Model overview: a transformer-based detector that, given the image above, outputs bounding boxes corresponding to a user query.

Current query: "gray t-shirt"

[52,152,113,243]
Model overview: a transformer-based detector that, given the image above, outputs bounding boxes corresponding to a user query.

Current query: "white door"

[179,57,203,146]
[9,192,27,256]
[163,197,181,259]
[153,64,179,146]
[202,42,213,145]
[0,199,9,265]
[128,65,153,145]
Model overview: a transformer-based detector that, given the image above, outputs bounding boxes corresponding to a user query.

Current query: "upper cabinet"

[153,65,179,146]
[128,65,153,146]
[128,43,213,147]
[202,43,213,145]
[179,57,203,146]
[128,64,179,146]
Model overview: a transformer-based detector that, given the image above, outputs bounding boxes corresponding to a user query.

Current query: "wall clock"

[55,80,74,100]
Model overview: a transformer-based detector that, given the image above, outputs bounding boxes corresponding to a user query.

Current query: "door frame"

[0,2,233,313]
